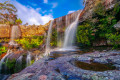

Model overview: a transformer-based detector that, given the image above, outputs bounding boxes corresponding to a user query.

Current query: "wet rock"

[114,21,120,30]
[39,75,47,80]
[8,50,120,80]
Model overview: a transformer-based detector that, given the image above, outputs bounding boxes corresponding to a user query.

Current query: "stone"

[39,75,47,80]
[114,21,120,30]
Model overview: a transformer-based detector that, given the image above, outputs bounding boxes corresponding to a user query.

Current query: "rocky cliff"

[80,0,118,21]
[0,10,82,39]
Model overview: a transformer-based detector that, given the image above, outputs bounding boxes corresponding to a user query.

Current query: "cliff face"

[0,10,82,38]
[0,0,118,39]
[0,24,11,38]
[0,22,49,38]
[80,0,118,21]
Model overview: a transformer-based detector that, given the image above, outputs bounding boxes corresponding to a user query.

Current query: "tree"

[16,18,22,25]
[0,1,17,24]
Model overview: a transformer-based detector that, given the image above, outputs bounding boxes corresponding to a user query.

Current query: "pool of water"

[71,60,116,71]
[49,50,84,60]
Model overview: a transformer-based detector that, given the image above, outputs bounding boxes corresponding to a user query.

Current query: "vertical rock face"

[0,24,11,38]
[0,0,118,39]
[80,0,118,21]
[0,10,82,38]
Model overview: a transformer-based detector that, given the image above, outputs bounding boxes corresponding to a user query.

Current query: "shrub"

[76,23,93,45]
[0,46,7,56]
[16,18,22,25]
[76,2,120,48]
[16,36,44,50]
[105,33,120,48]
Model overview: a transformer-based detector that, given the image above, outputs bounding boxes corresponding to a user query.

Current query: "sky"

[0,0,84,25]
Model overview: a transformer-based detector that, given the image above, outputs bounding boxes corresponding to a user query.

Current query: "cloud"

[36,8,41,12]
[52,3,58,8]
[44,0,48,4]
[14,1,53,25]
[68,10,76,14]
[42,10,47,14]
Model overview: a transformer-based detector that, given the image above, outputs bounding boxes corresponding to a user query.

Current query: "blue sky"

[0,0,84,25]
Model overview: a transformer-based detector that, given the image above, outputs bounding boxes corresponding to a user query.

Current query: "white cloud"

[42,10,47,14]
[68,10,76,14]
[44,0,48,4]
[13,1,53,25]
[36,8,41,12]
[52,3,58,8]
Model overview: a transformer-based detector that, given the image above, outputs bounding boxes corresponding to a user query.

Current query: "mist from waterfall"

[45,20,54,56]
[63,11,81,50]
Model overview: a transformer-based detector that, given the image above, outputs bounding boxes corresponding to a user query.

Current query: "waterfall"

[0,49,12,72]
[9,25,21,45]
[66,15,70,27]
[45,20,54,56]
[26,52,31,66]
[16,55,23,70]
[0,25,21,72]
[63,11,81,50]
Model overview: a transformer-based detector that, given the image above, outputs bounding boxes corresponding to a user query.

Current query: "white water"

[16,55,23,70]
[63,11,81,50]
[45,20,54,56]
[0,49,12,72]
[26,52,31,66]
[0,25,21,71]
[9,25,21,45]
[16,55,23,65]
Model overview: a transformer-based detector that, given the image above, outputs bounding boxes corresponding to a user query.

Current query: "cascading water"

[45,20,54,56]
[63,11,81,50]
[0,25,21,71]
[0,25,22,79]
[16,55,23,70]
[0,50,12,72]
[26,52,31,66]
[9,25,21,45]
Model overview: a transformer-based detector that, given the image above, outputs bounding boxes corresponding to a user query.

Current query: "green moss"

[5,59,16,69]
[31,60,35,65]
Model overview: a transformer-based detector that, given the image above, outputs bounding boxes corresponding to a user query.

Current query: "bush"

[16,18,22,25]
[76,23,94,45]
[76,2,120,48]
[105,33,120,48]
[16,36,44,50]
[0,46,7,56]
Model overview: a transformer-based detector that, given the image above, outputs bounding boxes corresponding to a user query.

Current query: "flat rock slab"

[8,50,120,80]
